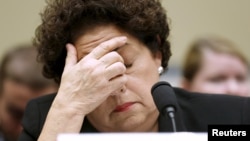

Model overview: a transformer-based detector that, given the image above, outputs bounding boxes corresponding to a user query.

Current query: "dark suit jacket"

[18,88,250,141]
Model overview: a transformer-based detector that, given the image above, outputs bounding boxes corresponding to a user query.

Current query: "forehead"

[74,24,130,45]
[201,50,248,74]
[74,24,146,59]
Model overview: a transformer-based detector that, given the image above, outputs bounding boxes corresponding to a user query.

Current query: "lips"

[114,102,135,112]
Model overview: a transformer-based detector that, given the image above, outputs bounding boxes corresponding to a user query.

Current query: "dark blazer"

[18,88,250,141]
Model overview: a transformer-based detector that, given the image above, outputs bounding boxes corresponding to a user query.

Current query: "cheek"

[87,112,102,124]
[125,63,159,106]
[129,59,159,84]
[87,102,112,122]
[191,81,226,94]
[126,77,157,108]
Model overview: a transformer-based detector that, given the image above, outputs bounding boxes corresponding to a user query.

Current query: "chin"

[115,115,147,132]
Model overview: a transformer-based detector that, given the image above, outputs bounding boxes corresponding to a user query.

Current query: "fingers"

[88,36,127,59]
[99,51,124,68]
[65,43,77,70]
[83,36,127,81]
[105,62,126,80]
[99,51,125,80]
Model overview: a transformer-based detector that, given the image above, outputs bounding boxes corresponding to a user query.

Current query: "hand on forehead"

[88,36,127,59]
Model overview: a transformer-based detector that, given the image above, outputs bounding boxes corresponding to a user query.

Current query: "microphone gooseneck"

[151,81,177,132]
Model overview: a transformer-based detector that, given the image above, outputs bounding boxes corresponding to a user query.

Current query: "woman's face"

[74,24,162,131]
[188,50,250,97]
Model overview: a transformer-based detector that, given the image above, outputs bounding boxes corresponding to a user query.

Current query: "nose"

[110,85,127,96]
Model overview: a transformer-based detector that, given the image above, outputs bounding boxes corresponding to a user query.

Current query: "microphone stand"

[166,107,177,132]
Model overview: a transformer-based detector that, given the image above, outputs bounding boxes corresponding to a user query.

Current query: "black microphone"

[151,81,178,132]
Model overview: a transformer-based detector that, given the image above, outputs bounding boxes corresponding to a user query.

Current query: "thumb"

[65,43,77,70]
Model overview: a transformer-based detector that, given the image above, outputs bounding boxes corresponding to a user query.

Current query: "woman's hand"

[55,36,128,115]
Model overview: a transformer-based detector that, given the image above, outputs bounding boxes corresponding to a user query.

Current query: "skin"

[0,79,58,141]
[38,24,162,141]
[182,50,250,97]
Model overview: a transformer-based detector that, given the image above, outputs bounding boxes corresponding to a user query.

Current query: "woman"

[18,1,250,141]
[181,36,250,97]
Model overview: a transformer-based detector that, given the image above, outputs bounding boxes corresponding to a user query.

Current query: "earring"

[158,66,164,74]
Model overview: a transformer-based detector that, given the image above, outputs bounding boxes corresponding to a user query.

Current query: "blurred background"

[0,0,249,86]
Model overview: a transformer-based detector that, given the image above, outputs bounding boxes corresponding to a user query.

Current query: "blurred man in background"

[0,44,59,141]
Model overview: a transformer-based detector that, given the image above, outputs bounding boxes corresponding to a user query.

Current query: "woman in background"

[181,36,250,97]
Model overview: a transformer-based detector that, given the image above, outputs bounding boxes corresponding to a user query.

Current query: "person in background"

[17,1,250,141]
[180,36,250,97]
[0,44,59,141]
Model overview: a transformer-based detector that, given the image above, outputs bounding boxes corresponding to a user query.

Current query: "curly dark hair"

[34,0,171,83]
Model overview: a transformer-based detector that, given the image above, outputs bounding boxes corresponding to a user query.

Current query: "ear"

[180,78,191,90]
[154,51,162,67]
[156,34,161,46]
[154,34,163,67]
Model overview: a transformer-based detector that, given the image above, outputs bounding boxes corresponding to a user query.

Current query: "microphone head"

[151,81,177,115]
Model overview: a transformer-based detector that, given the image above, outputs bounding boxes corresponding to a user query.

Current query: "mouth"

[114,102,135,112]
